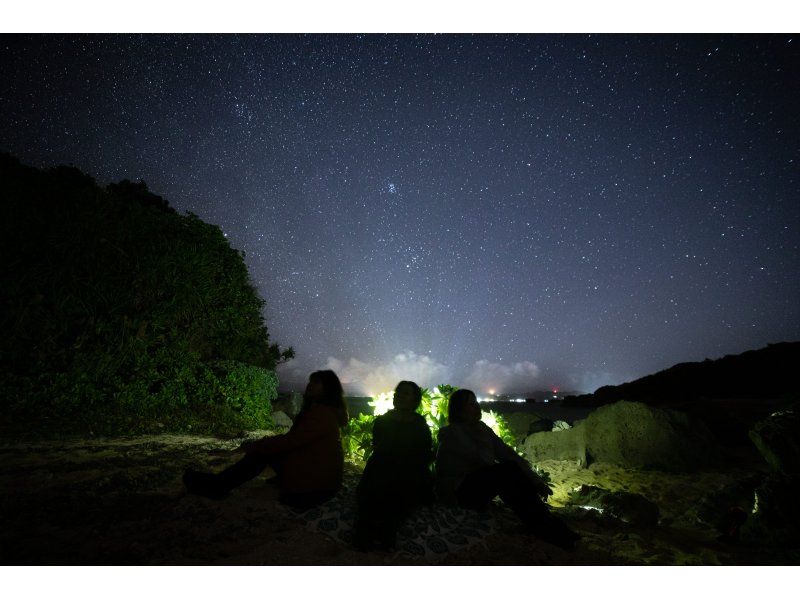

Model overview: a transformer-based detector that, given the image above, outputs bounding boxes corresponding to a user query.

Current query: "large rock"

[523,424,587,466]
[749,410,800,475]
[271,411,293,429]
[523,401,716,471]
[581,401,715,471]
[568,484,660,527]
[741,473,800,548]
[503,412,544,443]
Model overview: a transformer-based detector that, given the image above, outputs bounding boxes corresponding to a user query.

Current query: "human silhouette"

[435,389,579,550]
[183,370,348,508]
[353,380,434,550]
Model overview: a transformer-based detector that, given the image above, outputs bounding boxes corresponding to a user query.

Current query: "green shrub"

[0,153,289,437]
[342,384,519,465]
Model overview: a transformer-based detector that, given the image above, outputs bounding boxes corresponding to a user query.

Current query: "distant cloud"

[325,351,451,395]
[463,359,541,395]
[279,352,544,396]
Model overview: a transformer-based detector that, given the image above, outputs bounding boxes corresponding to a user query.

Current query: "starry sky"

[1,34,798,394]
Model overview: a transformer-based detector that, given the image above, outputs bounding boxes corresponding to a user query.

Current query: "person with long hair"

[183,370,348,508]
[435,388,579,550]
[353,380,433,550]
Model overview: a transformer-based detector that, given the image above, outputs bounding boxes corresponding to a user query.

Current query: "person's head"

[393,380,422,412]
[448,389,481,424]
[305,370,345,410]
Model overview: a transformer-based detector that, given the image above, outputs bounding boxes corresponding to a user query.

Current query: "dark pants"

[456,461,577,547]
[210,453,335,509]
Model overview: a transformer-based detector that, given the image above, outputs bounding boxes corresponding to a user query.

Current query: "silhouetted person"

[354,381,434,550]
[435,389,579,550]
[183,370,348,508]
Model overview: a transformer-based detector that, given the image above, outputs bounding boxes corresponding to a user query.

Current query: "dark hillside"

[0,153,292,437]
[564,342,799,408]
[563,342,800,444]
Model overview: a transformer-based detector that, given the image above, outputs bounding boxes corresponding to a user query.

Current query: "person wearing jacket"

[353,380,434,550]
[435,388,579,550]
[183,370,348,508]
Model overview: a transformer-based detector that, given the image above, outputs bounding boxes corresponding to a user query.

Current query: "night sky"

[2,34,798,394]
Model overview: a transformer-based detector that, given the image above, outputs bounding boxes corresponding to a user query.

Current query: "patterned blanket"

[285,472,518,560]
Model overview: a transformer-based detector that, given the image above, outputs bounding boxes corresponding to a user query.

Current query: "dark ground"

[1,432,795,565]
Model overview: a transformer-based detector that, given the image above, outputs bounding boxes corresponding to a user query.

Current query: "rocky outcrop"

[523,424,587,466]
[502,412,545,443]
[523,401,716,471]
[740,410,800,547]
[749,410,800,475]
[568,485,660,526]
[271,411,293,429]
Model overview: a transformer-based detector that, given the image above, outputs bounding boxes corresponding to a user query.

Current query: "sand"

[0,433,795,565]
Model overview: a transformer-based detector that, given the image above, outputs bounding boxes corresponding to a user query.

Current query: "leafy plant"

[342,384,519,465]
[0,153,289,437]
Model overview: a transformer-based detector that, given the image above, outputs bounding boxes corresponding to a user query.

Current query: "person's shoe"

[182,469,228,499]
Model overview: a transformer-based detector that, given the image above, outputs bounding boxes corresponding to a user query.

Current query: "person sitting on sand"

[183,370,348,508]
[354,380,434,550]
[435,388,579,550]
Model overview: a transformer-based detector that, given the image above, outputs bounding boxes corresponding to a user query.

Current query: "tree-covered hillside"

[0,153,292,437]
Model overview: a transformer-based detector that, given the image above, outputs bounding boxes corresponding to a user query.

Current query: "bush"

[343,385,518,465]
[0,153,290,437]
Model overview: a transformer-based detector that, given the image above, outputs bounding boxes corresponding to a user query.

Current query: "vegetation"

[0,153,292,437]
[343,385,518,465]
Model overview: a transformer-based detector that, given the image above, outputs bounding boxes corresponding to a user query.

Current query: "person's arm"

[487,424,552,496]
[245,406,330,458]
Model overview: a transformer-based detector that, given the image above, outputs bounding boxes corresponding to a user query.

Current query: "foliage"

[342,413,376,464]
[0,153,290,437]
[342,384,519,465]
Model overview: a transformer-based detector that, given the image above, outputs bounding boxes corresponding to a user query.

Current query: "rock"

[523,424,587,465]
[527,418,554,435]
[581,401,716,471]
[568,484,660,527]
[503,412,544,442]
[552,420,571,432]
[693,474,763,533]
[271,411,293,429]
[749,410,800,475]
[523,401,717,471]
[272,392,304,419]
[741,473,800,548]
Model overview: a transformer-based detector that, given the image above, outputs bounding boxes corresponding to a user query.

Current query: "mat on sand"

[285,472,518,560]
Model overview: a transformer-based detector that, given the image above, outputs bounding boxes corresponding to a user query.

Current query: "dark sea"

[344,397,597,424]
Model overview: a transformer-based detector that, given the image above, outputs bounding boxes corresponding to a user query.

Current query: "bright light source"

[368,391,394,415]
[488,388,496,395]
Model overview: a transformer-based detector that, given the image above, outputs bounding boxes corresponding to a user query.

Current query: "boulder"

[552,420,571,432]
[568,484,660,527]
[523,401,716,471]
[749,410,800,475]
[527,418,554,435]
[503,412,544,442]
[523,424,587,466]
[693,474,763,533]
[272,392,304,419]
[581,401,716,471]
[741,473,800,548]
[271,411,293,429]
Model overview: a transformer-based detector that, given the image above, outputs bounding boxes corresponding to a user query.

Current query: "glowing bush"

[343,384,517,464]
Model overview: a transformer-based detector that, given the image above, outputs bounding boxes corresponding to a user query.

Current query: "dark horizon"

[2,34,798,395]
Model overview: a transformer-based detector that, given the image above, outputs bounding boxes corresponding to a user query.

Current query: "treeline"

[0,153,292,437]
